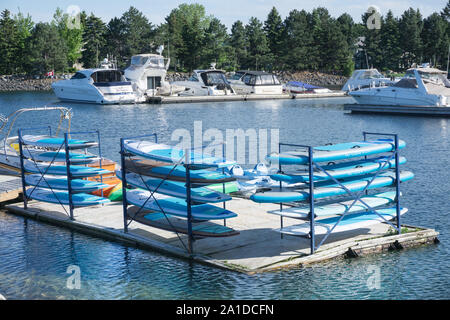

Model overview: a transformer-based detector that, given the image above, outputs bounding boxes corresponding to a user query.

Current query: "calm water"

[0,91,449,300]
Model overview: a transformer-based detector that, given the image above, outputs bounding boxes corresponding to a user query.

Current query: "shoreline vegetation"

[0,2,449,90]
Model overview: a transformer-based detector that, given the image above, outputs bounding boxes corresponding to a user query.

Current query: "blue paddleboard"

[250,171,414,203]
[24,161,111,177]
[116,169,231,203]
[276,207,408,236]
[25,188,110,206]
[126,189,237,220]
[21,135,98,150]
[23,149,99,164]
[25,174,109,193]
[266,138,406,165]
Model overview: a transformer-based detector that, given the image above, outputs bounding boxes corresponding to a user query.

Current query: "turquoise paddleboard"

[126,189,237,220]
[21,135,98,150]
[116,169,231,203]
[25,188,110,206]
[25,174,109,193]
[250,171,414,203]
[123,140,235,168]
[23,149,99,164]
[266,138,406,165]
[124,159,235,185]
[268,191,398,219]
[276,207,408,236]
[24,161,111,177]
[270,156,406,184]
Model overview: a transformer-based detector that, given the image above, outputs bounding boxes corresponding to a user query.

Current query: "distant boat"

[342,69,395,92]
[283,81,331,94]
[172,64,235,96]
[52,58,136,104]
[349,67,450,107]
[228,70,283,95]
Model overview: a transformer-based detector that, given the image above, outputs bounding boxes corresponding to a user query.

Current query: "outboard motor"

[229,164,244,177]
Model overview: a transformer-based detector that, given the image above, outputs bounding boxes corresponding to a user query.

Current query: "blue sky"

[2,0,447,29]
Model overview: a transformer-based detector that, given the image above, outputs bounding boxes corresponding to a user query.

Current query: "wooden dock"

[344,104,450,117]
[146,91,346,104]
[0,174,22,203]
[3,196,439,274]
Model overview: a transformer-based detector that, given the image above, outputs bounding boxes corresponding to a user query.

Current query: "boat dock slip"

[4,198,438,273]
[0,175,22,203]
[146,91,346,104]
[344,104,450,117]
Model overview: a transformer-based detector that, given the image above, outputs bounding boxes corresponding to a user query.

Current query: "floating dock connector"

[344,104,450,117]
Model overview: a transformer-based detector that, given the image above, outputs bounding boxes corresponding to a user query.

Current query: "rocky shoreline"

[0,71,348,92]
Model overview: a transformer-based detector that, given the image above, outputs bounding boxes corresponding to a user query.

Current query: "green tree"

[0,9,19,74]
[201,17,230,69]
[105,17,126,65]
[399,8,423,68]
[120,7,154,57]
[245,17,270,70]
[361,10,384,69]
[13,11,34,73]
[230,20,248,70]
[53,8,83,68]
[81,13,107,68]
[421,13,448,68]
[264,7,284,69]
[381,10,402,71]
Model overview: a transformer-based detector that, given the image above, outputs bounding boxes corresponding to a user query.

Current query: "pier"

[2,196,439,274]
[344,104,450,117]
[0,174,22,203]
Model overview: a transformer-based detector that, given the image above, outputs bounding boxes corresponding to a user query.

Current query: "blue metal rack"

[276,132,403,255]
[18,127,104,220]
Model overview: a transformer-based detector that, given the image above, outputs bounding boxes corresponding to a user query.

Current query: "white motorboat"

[283,81,331,94]
[349,67,450,107]
[228,70,283,95]
[172,65,235,96]
[124,50,185,100]
[52,59,136,104]
[342,69,395,92]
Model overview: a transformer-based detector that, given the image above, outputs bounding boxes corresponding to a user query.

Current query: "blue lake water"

[0,91,449,299]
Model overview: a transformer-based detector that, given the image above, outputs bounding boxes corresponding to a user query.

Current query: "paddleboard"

[116,169,231,203]
[126,189,237,220]
[23,161,111,177]
[25,174,109,193]
[250,171,414,203]
[22,149,99,164]
[21,135,98,150]
[270,156,406,183]
[124,159,235,185]
[127,207,239,237]
[276,207,408,236]
[123,140,235,168]
[266,138,406,165]
[268,191,398,219]
[25,187,110,206]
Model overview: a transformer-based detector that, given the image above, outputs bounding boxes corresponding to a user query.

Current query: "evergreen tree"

[0,9,19,74]
[120,7,154,58]
[230,20,248,70]
[105,17,126,66]
[381,10,402,71]
[264,7,284,69]
[13,11,34,73]
[441,0,450,21]
[53,8,83,68]
[245,17,270,70]
[399,8,423,68]
[81,14,107,68]
[421,13,448,68]
[201,17,230,69]
[361,10,384,69]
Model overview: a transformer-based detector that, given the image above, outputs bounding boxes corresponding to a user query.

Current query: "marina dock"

[344,104,450,117]
[0,174,22,203]
[3,196,439,274]
[146,91,346,104]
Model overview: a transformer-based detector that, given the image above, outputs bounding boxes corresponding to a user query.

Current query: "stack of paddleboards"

[20,134,111,207]
[251,138,413,236]
[120,139,240,237]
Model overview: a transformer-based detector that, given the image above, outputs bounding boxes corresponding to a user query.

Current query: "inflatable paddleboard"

[123,140,235,168]
[25,174,108,193]
[21,135,98,150]
[250,171,414,203]
[124,159,235,185]
[266,138,406,165]
[126,189,237,220]
[268,191,398,219]
[25,188,110,206]
[116,169,231,203]
[24,161,111,177]
[276,207,408,236]
[270,156,406,183]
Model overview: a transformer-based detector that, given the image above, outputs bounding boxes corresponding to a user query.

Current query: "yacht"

[228,70,283,95]
[342,69,395,92]
[349,67,450,106]
[124,50,185,100]
[52,58,136,104]
[172,64,235,96]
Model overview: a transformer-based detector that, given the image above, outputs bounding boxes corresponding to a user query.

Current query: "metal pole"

[18,130,28,210]
[308,146,315,255]
[185,151,193,254]
[64,133,74,220]
[120,138,128,233]
[394,135,401,234]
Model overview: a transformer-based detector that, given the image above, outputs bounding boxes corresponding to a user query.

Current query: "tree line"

[0,2,449,77]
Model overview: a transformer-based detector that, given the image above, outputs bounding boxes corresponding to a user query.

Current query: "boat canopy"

[393,78,418,88]
[286,81,323,90]
[91,70,123,83]
[349,69,386,80]
[200,71,229,86]
[240,71,281,86]
[130,54,165,69]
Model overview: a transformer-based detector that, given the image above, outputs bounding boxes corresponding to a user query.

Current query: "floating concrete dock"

[146,92,346,104]
[3,196,439,274]
[344,104,450,117]
[0,174,22,203]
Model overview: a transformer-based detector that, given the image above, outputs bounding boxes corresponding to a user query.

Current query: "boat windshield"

[243,74,281,85]
[131,56,165,68]
[200,72,228,86]
[357,70,385,80]
[71,72,87,79]
[230,72,245,80]
[393,78,418,88]
[420,72,450,87]
[91,70,123,83]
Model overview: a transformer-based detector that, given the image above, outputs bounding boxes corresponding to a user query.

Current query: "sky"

[2,0,447,29]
